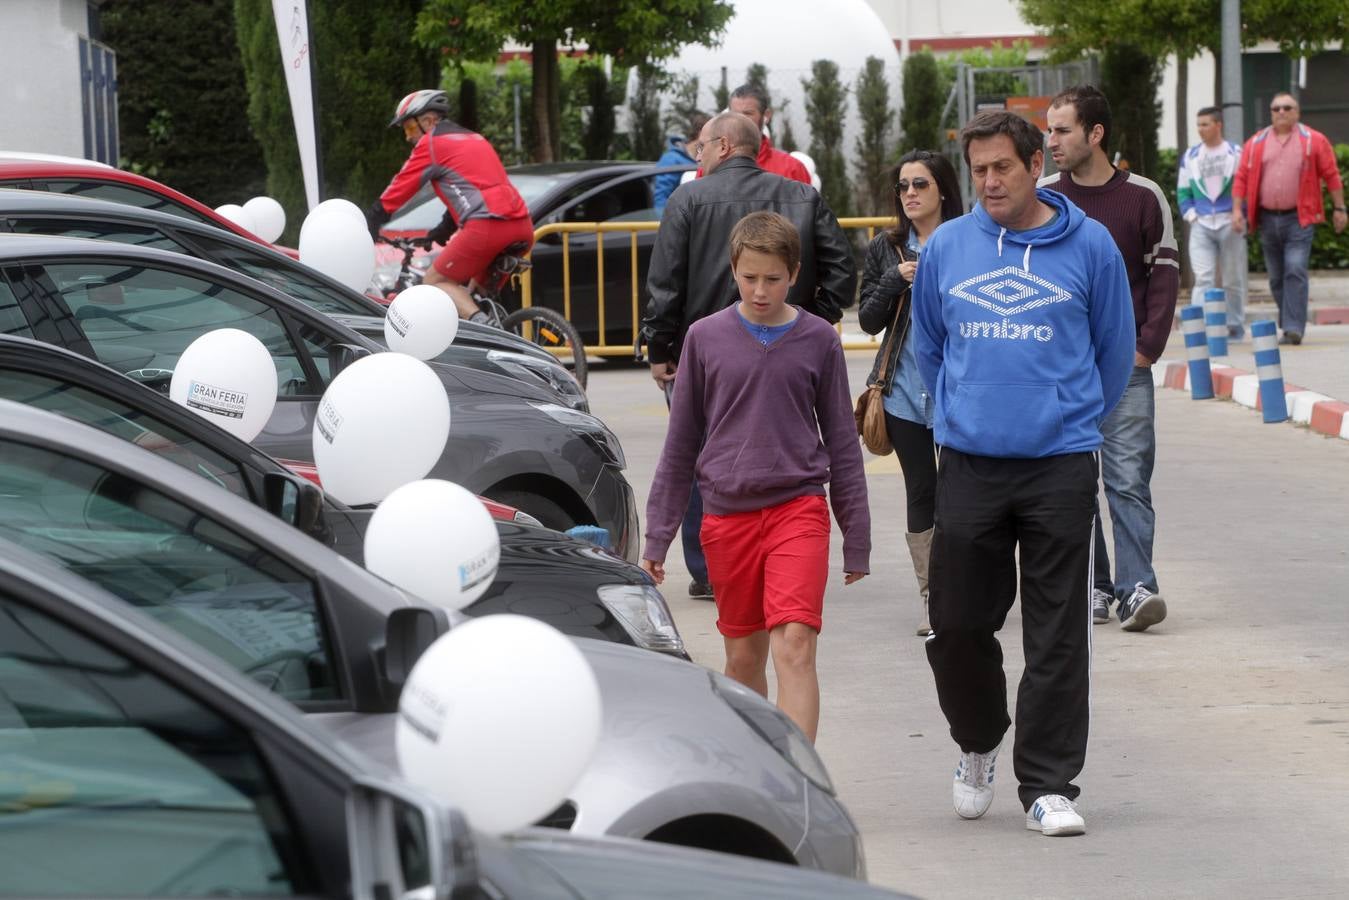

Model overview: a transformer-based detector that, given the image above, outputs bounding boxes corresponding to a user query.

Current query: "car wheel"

[487,490,575,532]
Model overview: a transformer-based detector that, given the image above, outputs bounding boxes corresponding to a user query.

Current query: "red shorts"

[433,215,535,285]
[700,494,831,638]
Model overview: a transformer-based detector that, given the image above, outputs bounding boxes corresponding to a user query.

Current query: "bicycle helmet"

[389,89,450,127]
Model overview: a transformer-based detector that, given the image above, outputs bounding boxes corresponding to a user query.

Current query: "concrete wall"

[0,0,93,158]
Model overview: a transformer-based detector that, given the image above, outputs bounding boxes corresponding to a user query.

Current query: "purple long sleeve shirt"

[643,305,871,573]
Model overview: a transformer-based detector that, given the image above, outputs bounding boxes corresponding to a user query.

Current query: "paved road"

[586,352,1349,899]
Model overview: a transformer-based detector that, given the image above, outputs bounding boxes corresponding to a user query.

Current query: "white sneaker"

[1025,794,1086,836]
[952,743,1000,819]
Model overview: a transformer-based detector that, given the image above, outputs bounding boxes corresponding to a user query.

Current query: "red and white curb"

[1154,360,1349,440]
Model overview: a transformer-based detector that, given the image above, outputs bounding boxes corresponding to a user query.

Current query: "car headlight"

[488,349,588,412]
[526,401,625,468]
[596,584,684,655]
[709,671,835,794]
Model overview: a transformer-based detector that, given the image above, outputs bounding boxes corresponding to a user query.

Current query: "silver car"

[0,542,904,898]
[0,400,866,879]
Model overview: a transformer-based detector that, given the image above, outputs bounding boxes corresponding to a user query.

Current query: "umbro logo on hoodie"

[950,266,1073,317]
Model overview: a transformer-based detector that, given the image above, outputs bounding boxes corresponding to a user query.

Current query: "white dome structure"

[658,0,900,153]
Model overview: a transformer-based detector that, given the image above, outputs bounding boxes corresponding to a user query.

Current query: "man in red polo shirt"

[728,84,812,186]
[1232,91,1347,345]
[367,89,534,323]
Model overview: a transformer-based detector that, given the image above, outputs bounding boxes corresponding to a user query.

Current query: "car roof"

[506,161,652,177]
[0,151,113,168]
[0,159,265,242]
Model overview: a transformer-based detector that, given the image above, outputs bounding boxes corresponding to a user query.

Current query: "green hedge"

[1157,144,1349,271]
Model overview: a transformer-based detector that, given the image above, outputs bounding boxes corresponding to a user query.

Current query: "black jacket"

[857,233,912,392]
[642,156,857,365]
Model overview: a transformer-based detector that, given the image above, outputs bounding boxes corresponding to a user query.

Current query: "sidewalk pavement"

[1160,272,1349,441]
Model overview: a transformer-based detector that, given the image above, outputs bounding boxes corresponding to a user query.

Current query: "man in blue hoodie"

[653,114,706,214]
[911,110,1134,837]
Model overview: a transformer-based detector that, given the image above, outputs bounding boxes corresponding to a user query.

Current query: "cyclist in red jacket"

[367,90,535,322]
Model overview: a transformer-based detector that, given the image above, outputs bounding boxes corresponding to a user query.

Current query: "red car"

[0,159,299,256]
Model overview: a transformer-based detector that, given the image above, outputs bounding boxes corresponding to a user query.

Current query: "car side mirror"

[348,781,480,900]
[263,471,328,538]
[383,606,450,688]
[330,343,372,378]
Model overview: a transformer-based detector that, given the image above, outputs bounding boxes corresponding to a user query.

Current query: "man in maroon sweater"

[1044,85,1178,633]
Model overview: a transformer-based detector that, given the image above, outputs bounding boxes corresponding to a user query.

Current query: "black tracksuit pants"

[925,448,1097,810]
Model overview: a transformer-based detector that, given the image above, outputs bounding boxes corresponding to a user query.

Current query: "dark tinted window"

[0,275,33,338]
[0,368,247,496]
[41,262,319,396]
[0,593,304,895]
[0,438,339,702]
[8,216,186,252]
[187,233,378,317]
[39,179,215,224]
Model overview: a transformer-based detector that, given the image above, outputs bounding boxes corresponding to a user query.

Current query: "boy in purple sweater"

[641,212,870,742]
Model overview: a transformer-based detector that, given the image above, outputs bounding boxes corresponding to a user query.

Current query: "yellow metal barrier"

[518,216,896,358]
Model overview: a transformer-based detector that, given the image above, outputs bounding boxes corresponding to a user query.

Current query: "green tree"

[664,72,703,136]
[745,62,769,98]
[853,56,896,216]
[777,100,800,153]
[415,0,733,163]
[103,0,267,206]
[582,62,621,160]
[899,51,943,154]
[803,59,852,217]
[234,0,439,242]
[713,66,731,111]
[628,63,668,160]
[1100,43,1163,177]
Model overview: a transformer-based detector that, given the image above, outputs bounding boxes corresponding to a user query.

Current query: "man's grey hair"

[707,111,761,158]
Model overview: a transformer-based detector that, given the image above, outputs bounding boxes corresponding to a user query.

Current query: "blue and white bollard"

[1203,288,1229,358]
[1250,320,1289,423]
[1180,305,1214,399]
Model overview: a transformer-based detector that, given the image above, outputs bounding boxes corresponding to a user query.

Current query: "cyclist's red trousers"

[434,215,535,286]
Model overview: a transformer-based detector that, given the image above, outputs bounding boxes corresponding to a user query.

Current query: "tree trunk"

[548,50,562,161]
[531,39,556,163]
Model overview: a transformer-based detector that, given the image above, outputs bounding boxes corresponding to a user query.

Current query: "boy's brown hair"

[729,211,801,272]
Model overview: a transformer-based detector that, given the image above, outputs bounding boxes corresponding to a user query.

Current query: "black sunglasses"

[1270,104,1296,112]
[895,178,933,194]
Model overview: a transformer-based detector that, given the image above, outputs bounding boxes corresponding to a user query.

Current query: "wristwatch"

[1335,206,1347,213]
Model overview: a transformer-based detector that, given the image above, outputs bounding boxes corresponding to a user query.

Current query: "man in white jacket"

[1178,106,1246,340]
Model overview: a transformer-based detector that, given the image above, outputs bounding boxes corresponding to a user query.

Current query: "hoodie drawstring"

[1022,244,1032,272]
[997,227,1006,258]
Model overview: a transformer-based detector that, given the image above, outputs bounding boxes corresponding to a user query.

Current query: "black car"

[381,162,694,350]
[0,187,587,411]
[0,233,638,558]
[0,334,682,657]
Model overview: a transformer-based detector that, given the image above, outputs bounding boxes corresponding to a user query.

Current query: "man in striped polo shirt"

[1043,85,1178,633]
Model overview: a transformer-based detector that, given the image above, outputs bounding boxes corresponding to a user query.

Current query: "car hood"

[328,313,557,365]
[491,829,907,899]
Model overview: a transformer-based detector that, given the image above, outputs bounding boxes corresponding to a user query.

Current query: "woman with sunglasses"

[858,149,964,636]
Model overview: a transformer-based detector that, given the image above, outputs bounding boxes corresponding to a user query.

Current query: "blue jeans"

[1188,220,1247,337]
[1094,368,1158,598]
[1258,211,1315,336]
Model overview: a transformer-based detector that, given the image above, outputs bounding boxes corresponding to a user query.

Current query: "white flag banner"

[272,0,320,211]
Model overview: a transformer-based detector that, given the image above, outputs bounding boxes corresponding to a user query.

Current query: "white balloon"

[312,197,367,228]
[395,615,603,834]
[169,329,278,442]
[810,172,822,192]
[312,352,449,505]
[298,202,376,293]
[214,203,258,234]
[364,479,499,609]
[243,196,286,243]
[384,285,459,360]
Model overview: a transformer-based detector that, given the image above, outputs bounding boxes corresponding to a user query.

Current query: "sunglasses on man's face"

[895,178,933,194]
[1270,104,1296,112]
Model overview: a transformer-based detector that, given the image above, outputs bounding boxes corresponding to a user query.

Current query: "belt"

[1259,207,1296,215]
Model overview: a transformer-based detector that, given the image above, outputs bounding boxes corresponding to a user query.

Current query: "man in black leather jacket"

[642,112,856,384]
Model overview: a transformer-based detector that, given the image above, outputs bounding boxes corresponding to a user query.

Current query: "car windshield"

[383,173,566,231]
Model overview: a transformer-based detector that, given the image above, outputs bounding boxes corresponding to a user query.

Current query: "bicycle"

[376,235,588,389]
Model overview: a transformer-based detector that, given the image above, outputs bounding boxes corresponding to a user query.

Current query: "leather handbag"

[854,256,911,456]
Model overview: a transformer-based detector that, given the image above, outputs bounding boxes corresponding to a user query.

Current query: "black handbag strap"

[874,244,912,385]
